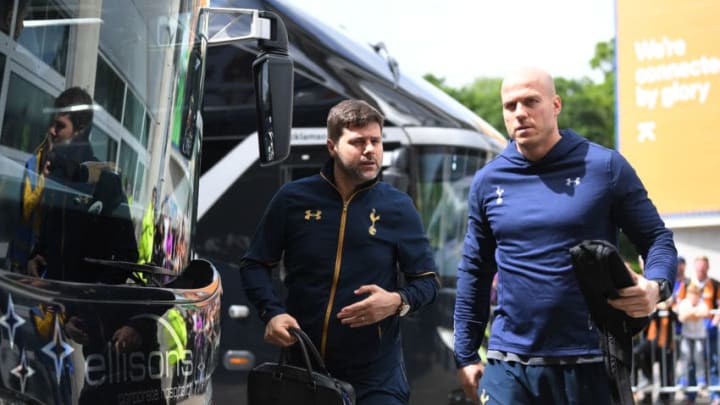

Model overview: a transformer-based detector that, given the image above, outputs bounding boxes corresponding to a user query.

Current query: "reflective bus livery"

[0,1,293,403]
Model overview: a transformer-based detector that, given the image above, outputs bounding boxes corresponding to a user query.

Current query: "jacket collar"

[320,158,380,191]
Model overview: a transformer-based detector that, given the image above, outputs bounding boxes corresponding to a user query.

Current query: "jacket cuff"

[259,306,286,324]
[454,353,482,369]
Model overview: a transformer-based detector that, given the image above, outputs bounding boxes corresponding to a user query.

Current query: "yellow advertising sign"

[617,0,720,217]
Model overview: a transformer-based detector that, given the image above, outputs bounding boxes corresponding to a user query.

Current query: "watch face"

[658,280,671,301]
[399,303,410,317]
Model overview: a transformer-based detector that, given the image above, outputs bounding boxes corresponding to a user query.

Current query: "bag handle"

[278,328,316,384]
[288,327,331,375]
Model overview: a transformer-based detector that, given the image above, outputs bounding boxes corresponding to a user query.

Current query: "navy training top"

[242,159,439,370]
[453,129,677,367]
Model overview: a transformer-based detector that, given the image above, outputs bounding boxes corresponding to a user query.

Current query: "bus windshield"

[0,0,207,284]
[415,146,488,281]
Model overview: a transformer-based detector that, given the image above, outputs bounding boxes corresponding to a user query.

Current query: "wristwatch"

[397,291,411,317]
[652,279,672,302]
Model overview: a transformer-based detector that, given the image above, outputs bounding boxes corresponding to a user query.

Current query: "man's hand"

[265,313,300,347]
[457,363,484,404]
[337,285,401,327]
[607,269,659,318]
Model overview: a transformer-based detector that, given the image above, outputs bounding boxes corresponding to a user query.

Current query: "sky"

[296,0,616,88]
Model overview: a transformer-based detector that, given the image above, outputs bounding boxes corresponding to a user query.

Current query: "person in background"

[677,282,710,391]
[241,99,439,405]
[9,87,95,275]
[137,187,156,265]
[634,256,677,405]
[453,67,676,404]
[676,257,687,296]
[24,87,137,283]
[672,256,688,335]
[676,255,720,405]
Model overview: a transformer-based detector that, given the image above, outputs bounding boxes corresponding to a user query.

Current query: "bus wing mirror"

[252,49,293,165]
[200,8,293,165]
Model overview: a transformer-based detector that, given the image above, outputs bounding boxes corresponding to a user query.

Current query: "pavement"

[634,387,720,404]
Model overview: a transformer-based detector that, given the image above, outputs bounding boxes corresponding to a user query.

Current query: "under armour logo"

[566,177,581,187]
[480,388,490,404]
[304,210,322,220]
[369,209,380,236]
[495,186,504,205]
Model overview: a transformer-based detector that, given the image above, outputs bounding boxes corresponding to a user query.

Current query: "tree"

[423,74,504,133]
[424,39,617,148]
[591,39,615,84]
[555,75,614,148]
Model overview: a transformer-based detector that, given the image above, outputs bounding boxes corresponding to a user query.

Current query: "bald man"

[453,68,677,404]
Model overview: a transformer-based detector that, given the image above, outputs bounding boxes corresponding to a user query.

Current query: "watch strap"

[652,279,672,302]
[397,291,410,316]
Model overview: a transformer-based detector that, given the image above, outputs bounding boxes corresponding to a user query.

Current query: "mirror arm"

[257,11,290,54]
[200,7,273,46]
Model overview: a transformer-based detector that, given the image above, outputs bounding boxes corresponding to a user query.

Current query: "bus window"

[415,146,487,282]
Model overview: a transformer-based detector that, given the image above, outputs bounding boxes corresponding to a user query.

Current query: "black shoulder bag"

[570,239,650,405]
[247,327,356,405]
